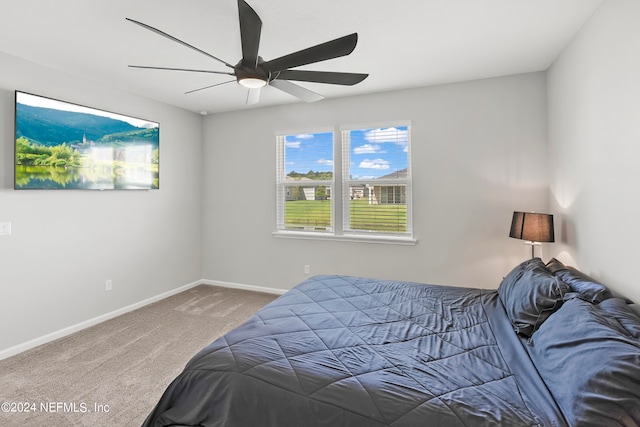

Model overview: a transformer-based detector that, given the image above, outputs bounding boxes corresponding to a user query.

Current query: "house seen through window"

[276,123,412,241]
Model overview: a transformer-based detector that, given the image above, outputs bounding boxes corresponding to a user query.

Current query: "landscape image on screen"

[15,91,159,190]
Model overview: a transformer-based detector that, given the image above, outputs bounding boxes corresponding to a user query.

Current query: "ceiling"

[0,0,603,115]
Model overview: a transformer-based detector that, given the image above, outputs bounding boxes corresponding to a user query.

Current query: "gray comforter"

[142,275,566,426]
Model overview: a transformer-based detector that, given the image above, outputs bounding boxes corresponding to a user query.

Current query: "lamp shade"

[509,211,554,243]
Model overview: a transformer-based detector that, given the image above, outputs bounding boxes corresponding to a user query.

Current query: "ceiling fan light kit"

[127,0,368,105]
[238,77,267,89]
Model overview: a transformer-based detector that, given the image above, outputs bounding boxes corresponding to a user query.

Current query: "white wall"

[0,54,554,357]
[202,72,549,292]
[4,0,637,358]
[0,52,204,355]
[547,0,640,303]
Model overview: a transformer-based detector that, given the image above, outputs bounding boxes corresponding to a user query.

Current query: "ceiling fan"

[126,0,368,105]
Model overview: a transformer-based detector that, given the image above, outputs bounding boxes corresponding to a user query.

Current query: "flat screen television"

[15,91,159,190]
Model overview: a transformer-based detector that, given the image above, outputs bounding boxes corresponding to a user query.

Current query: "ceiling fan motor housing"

[235,57,270,86]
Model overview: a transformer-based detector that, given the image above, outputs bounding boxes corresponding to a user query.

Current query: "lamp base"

[523,241,541,259]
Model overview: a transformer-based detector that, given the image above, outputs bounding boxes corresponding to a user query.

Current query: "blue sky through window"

[348,126,409,180]
[284,132,333,176]
[284,126,409,179]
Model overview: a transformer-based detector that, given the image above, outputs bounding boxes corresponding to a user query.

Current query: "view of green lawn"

[285,200,407,232]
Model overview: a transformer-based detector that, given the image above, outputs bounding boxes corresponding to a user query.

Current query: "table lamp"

[509,211,554,258]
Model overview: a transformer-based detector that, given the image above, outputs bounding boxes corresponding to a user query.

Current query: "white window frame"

[341,121,414,241]
[274,122,416,245]
[275,128,335,234]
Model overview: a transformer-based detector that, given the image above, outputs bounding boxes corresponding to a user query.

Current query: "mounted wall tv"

[15,91,159,190]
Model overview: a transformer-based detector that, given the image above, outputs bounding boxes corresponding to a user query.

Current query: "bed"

[142,258,640,427]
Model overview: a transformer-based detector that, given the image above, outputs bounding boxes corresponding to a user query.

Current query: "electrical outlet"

[0,222,11,236]
[304,265,310,275]
[105,280,113,292]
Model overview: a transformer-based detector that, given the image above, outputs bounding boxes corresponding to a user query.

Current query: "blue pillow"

[545,258,611,303]
[528,298,640,426]
[498,258,569,337]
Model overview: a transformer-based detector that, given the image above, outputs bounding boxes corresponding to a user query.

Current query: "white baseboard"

[201,279,288,296]
[0,279,202,361]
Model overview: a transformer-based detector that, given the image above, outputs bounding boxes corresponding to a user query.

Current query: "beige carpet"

[0,285,278,427]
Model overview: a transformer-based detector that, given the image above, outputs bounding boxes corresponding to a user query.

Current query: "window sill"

[272,230,417,245]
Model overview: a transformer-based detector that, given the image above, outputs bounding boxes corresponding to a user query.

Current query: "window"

[342,124,412,237]
[276,131,334,232]
[275,122,413,244]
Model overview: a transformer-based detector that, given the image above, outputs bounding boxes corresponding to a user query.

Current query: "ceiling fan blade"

[129,65,234,76]
[270,79,323,102]
[238,0,262,68]
[126,17,234,69]
[275,70,368,86]
[185,80,235,94]
[246,87,261,105]
[265,33,359,73]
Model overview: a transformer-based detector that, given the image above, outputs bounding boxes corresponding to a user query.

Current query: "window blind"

[342,124,412,236]
[276,131,334,232]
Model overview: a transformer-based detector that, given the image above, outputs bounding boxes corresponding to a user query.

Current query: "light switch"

[0,222,12,236]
